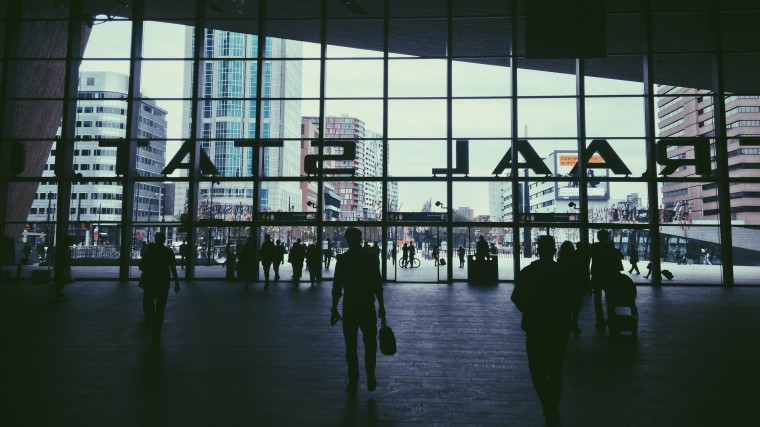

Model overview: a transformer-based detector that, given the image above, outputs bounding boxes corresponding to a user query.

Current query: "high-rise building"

[656,86,760,224]
[176,30,303,217]
[27,71,168,246]
[303,115,397,220]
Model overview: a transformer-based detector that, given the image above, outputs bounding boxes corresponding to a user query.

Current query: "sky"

[82,19,655,218]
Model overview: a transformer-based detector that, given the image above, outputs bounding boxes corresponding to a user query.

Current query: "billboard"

[554,151,610,200]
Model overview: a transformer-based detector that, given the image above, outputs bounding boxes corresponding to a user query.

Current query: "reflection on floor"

[1,281,759,426]
[7,255,759,285]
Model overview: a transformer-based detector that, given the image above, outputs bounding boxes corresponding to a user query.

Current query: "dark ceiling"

[74,0,760,93]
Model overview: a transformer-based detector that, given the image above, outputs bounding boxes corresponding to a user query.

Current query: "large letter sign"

[656,137,711,175]
[491,139,552,176]
[568,139,632,176]
[432,140,470,176]
[304,140,356,175]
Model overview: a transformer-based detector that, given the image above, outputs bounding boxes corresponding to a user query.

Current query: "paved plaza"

[1,278,759,426]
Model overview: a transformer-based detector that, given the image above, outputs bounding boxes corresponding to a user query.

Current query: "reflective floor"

[7,255,760,285]
[1,281,759,426]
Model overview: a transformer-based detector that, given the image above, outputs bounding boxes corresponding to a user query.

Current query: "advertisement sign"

[554,151,610,200]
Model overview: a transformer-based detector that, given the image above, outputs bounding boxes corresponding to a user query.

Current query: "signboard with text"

[554,151,610,200]
[387,212,448,222]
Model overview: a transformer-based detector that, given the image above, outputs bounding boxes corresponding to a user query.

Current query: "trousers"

[526,330,569,421]
[342,306,378,383]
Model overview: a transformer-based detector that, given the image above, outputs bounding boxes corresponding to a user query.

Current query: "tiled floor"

[1,280,759,426]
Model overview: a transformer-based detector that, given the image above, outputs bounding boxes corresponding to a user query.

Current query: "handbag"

[378,316,397,356]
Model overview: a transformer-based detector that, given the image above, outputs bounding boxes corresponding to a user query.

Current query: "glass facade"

[2,1,759,286]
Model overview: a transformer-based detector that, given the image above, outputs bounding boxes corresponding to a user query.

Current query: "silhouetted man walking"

[512,235,573,426]
[589,229,618,327]
[331,227,386,394]
[139,232,180,341]
[259,233,275,287]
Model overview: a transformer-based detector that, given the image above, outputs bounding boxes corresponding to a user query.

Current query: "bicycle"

[399,257,420,268]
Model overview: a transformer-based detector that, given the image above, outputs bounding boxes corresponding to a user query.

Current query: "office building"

[26,71,168,247]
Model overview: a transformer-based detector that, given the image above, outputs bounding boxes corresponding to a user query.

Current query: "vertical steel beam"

[119,0,144,280]
[445,0,454,282]
[54,0,85,281]
[575,59,589,247]
[185,0,208,281]
[708,0,734,287]
[250,0,268,272]
[381,0,389,279]
[0,1,22,274]
[642,0,662,286]
[510,0,521,276]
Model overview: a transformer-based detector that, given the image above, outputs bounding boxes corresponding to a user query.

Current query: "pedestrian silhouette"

[589,230,621,328]
[458,245,466,268]
[273,239,285,281]
[331,227,386,395]
[289,239,305,281]
[557,241,585,334]
[628,250,640,275]
[237,237,256,289]
[259,234,276,287]
[476,235,489,262]
[306,243,321,287]
[138,232,180,341]
[432,245,440,266]
[179,240,188,269]
[401,242,409,268]
[324,239,333,270]
[511,235,574,426]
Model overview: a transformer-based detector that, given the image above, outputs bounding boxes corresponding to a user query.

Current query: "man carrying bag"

[331,227,387,394]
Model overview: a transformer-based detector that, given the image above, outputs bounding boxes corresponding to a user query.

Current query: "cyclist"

[401,242,409,268]
[409,243,416,267]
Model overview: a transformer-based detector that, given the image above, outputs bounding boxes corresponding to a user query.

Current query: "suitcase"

[662,269,674,280]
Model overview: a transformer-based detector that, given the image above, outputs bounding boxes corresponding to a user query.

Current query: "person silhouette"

[432,244,440,266]
[259,234,275,287]
[511,235,574,426]
[628,250,640,275]
[476,235,489,262]
[589,230,619,328]
[401,242,409,268]
[331,227,386,394]
[324,239,333,270]
[557,241,584,334]
[274,239,285,281]
[458,245,466,268]
[289,239,305,281]
[138,232,180,341]
[306,243,321,287]
[179,240,188,269]
[237,237,256,289]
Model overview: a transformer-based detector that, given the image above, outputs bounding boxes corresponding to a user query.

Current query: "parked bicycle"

[399,257,421,268]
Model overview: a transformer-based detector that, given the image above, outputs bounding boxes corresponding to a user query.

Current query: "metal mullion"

[55,0,84,282]
[709,0,734,287]
[312,0,327,273]
[185,0,207,280]
[117,0,144,281]
[642,0,662,286]
[445,0,454,283]
[510,0,520,276]
[381,0,390,280]
[0,1,21,274]
[250,0,268,268]
[575,58,589,250]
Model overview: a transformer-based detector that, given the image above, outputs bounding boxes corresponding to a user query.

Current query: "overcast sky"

[83,20,654,217]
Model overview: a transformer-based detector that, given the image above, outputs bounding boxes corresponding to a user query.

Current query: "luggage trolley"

[606,273,639,337]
